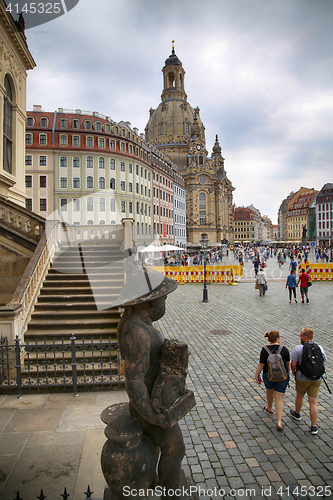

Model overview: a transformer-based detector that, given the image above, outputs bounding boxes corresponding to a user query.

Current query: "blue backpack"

[291,261,297,270]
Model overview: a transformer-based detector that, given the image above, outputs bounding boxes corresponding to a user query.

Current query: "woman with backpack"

[255,331,290,432]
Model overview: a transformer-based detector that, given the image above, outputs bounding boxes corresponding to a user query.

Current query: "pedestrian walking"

[289,257,298,275]
[290,328,327,435]
[255,266,267,296]
[255,330,290,432]
[297,268,311,303]
[285,270,298,303]
[253,255,260,276]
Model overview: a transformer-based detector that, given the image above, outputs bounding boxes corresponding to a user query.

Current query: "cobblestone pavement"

[156,264,333,499]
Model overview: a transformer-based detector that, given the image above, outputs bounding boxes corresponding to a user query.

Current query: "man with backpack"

[290,328,327,434]
[289,257,298,276]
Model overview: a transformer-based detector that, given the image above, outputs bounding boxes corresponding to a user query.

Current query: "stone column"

[121,218,134,252]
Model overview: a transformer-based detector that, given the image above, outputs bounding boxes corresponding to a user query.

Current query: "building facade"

[145,44,234,245]
[233,205,263,244]
[286,187,318,242]
[0,3,35,206]
[316,183,333,246]
[25,108,154,245]
[151,149,176,245]
[174,169,186,249]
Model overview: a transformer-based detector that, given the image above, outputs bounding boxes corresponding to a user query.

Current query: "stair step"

[25,328,118,338]
[31,309,120,319]
[37,294,121,302]
[28,316,118,326]
[46,272,124,280]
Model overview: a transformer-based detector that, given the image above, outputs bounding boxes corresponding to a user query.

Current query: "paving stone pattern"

[156,263,333,499]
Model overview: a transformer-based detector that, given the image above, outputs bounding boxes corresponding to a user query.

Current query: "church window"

[110,158,115,170]
[184,123,190,134]
[199,192,206,209]
[199,155,203,165]
[160,123,165,135]
[86,156,93,168]
[87,176,94,188]
[99,177,105,189]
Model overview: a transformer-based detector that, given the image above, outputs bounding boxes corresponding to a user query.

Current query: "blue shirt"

[286,274,297,287]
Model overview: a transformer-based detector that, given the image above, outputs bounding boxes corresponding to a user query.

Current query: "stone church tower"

[145,44,234,245]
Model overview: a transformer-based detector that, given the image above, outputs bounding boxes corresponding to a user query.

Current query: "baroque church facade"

[145,44,234,245]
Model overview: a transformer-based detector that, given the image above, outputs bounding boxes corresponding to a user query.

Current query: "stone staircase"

[22,242,125,387]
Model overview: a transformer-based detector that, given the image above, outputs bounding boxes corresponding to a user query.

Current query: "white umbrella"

[141,244,183,252]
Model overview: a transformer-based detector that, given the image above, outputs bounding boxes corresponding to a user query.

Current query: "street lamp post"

[201,233,209,302]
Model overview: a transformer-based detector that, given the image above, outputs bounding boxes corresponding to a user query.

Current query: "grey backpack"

[264,345,288,382]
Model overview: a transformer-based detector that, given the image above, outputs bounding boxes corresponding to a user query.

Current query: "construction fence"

[299,262,333,281]
[151,264,243,284]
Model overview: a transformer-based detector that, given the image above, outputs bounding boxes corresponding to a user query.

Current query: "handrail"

[0,221,58,339]
[0,222,126,341]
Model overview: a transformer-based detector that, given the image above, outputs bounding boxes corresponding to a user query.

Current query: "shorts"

[263,373,290,393]
[300,286,308,294]
[295,379,321,398]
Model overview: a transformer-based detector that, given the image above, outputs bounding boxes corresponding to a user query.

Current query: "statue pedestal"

[101,403,198,500]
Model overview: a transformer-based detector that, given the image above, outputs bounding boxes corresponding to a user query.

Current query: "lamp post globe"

[200,233,209,302]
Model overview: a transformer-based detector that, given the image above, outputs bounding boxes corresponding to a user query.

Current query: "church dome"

[164,48,182,68]
[145,100,204,147]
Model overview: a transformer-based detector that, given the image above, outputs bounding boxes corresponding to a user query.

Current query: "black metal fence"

[13,486,97,499]
[0,334,124,396]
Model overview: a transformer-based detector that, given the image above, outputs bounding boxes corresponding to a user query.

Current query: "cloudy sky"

[24,0,333,225]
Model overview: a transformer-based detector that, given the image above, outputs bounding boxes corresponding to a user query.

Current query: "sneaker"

[310,426,318,435]
[306,298,309,303]
[290,409,301,421]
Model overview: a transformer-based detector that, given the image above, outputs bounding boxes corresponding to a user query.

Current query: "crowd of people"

[142,243,332,270]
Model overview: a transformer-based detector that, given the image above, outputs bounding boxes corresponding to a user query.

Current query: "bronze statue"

[105,263,195,494]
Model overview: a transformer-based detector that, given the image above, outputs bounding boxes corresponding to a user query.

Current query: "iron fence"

[12,485,98,499]
[0,334,124,396]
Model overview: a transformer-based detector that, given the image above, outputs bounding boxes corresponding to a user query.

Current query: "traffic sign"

[310,241,315,247]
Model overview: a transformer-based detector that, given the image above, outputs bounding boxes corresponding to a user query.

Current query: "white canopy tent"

[140,244,183,253]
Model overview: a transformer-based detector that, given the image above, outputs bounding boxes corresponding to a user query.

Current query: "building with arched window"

[145,44,234,245]
[25,109,154,243]
[0,4,47,309]
[0,5,36,206]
